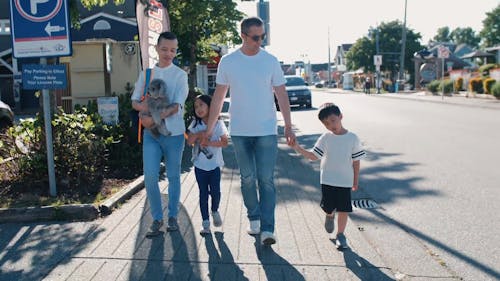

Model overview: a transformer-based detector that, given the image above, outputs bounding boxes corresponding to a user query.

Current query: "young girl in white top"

[187,94,228,235]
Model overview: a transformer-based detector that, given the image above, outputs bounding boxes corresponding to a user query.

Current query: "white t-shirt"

[312,131,366,188]
[188,119,228,171]
[132,64,188,136]
[216,48,286,136]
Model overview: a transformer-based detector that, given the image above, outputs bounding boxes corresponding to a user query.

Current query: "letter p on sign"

[31,0,50,14]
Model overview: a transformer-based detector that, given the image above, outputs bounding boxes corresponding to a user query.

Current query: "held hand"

[285,126,296,146]
[200,131,211,147]
[140,114,154,128]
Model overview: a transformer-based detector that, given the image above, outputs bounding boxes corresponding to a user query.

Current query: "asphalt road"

[289,90,500,281]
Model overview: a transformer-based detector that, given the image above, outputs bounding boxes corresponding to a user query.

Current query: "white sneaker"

[261,231,276,245]
[246,220,261,235]
[200,220,211,235]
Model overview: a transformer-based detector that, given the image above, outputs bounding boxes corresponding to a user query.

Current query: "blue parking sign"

[10,0,72,58]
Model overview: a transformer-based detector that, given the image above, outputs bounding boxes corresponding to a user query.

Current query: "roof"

[460,50,495,59]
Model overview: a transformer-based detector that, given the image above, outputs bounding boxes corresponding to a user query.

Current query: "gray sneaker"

[166,217,179,232]
[146,220,164,237]
[335,233,348,250]
[212,211,223,227]
[324,215,335,233]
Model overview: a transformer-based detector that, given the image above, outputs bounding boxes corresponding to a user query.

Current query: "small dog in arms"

[143,79,171,138]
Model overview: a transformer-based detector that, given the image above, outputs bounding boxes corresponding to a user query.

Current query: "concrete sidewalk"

[0,128,458,280]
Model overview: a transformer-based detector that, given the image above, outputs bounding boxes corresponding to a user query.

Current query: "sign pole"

[441,57,445,100]
[40,57,57,196]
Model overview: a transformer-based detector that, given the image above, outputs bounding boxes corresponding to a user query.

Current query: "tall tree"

[450,27,480,48]
[346,20,423,83]
[168,0,244,89]
[432,26,451,43]
[479,4,500,48]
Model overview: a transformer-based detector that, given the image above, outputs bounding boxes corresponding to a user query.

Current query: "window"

[0,20,10,35]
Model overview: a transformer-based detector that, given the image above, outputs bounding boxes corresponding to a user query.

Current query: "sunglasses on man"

[244,33,266,42]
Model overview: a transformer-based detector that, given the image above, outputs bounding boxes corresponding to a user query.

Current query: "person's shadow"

[203,232,249,280]
[335,241,394,280]
[254,238,306,281]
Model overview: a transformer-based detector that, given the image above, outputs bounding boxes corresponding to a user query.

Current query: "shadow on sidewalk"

[129,199,202,280]
[337,245,394,280]
[0,222,102,281]
[255,239,306,281]
[201,232,249,280]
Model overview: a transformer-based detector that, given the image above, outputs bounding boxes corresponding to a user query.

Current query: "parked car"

[316,80,337,88]
[0,101,14,131]
[276,75,312,110]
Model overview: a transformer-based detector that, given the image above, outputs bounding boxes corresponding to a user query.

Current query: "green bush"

[427,80,441,93]
[483,77,496,95]
[469,77,484,94]
[454,77,463,93]
[492,82,500,98]
[438,79,454,94]
[1,90,143,195]
[478,63,497,77]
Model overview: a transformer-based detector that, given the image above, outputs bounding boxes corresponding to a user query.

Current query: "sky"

[234,0,499,64]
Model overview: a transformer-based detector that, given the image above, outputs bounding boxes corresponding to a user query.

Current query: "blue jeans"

[194,167,221,221]
[143,130,184,221]
[231,135,277,233]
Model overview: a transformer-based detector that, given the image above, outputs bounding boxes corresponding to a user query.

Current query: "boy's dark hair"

[241,17,264,34]
[318,103,341,121]
[157,31,177,44]
[192,94,212,128]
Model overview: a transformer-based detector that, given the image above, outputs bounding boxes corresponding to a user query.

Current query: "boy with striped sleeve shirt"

[293,103,365,249]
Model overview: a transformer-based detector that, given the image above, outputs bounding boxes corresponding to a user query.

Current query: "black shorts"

[320,184,352,213]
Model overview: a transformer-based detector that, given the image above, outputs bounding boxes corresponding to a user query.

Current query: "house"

[334,44,352,68]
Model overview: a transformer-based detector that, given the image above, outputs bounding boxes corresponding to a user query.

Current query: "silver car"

[0,101,14,131]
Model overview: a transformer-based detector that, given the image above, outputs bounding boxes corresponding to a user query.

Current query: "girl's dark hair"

[157,31,177,44]
[318,103,341,121]
[192,94,212,128]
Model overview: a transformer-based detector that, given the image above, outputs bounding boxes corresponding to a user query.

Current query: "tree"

[70,0,244,90]
[450,27,480,48]
[480,4,500,47]
[432,26,451,43]
[69,0,125,28]
[345,20,423,84]
[168,0,244,89]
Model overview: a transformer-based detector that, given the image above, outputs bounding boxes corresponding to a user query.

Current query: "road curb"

[0,177,145,223]
[0,204,99,223]
[98,176,144,216]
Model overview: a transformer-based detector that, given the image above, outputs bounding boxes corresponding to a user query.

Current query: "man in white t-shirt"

[204,17,295,246]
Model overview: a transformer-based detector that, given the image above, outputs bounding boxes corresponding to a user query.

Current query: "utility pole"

[398,0,408,91]
[328,27,331,87]
[376,27,381,94]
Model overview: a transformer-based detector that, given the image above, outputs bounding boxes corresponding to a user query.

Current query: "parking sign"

[10,0,72,58]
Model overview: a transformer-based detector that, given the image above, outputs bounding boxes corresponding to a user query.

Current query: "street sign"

[10,0,72,58]
[438,45,450,59]
[22,64,67,89]
[373,55,382,66]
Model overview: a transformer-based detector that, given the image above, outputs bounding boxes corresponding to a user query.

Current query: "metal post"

[399,0,407,87]
[441,57,444,100]
[40,58,57,196]
[327,27,331,87]
[376,27,381,94]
